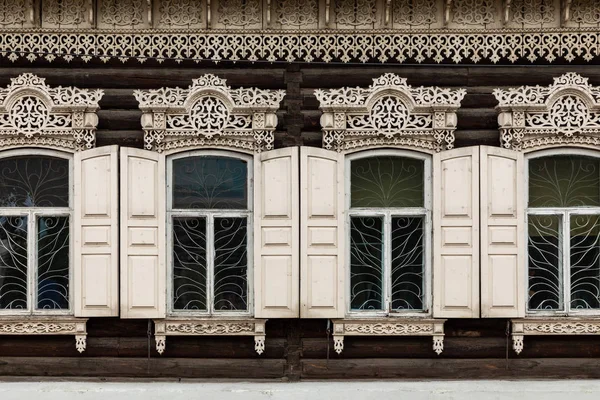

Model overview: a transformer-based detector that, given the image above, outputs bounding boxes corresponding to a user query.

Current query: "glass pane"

[528,214,562,311]
[172,217,207,311]
[391,216,424,312]
[0,216,27,310]
[0,156,69,207]
[37,216,70,310]
[172,156,248,210]
[529,155,600,208]
[350,216,384,311]
[350,156,424,208]
[570,214,600,310]
[214,217,248,312]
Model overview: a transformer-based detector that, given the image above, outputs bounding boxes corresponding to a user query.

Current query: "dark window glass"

[172,217,207,311]
[214,217,248,312]
[0,216,28,310]
[37,216,70,310]
[350,216,384,311]
[391,216,424,311]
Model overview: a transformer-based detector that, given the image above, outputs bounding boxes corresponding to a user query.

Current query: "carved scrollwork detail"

[277,0,318,26]
[571,0,600,25]
[165,322,255,334]
[159,0,203,26]
[511,319,600,355]
[511,0,554,25]
[218,0,260,26]
[335,0,377,26]
[394,0,437,25]
[0,0,27,25]
[43,0,88,26]
[0,318,88,353]
[100,0,144,25]
[344,323,434,334]
[452,0,495,24]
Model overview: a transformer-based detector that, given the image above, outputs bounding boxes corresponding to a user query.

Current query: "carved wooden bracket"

[154,318,267,355]
[0,317,88,353]
[511,318,600,355]
[331,319,446,355]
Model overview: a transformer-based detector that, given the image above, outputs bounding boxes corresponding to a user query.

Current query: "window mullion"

[208,213,215,315]
[564,211,571,315]
[384,212,392,315]
[28,210,35,315]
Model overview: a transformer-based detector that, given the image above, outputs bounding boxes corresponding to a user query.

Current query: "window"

[167,151,252,315]
[347,150,431,316]
[527,151,600,315]
[0,150,72,314]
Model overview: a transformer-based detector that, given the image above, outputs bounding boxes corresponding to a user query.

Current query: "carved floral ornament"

[494,72,600,151]
[511,319,600,355]
[134,74,285,153]
[315,73,466,152]
[0,73,103,151]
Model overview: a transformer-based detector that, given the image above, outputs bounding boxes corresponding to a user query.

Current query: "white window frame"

[345,148,432,318]
[166,149,254,317]
[525,147,600,317]
[0,148,74,317]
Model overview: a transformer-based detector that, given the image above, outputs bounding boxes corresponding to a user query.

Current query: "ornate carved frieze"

[0,317,88,353]
[571,0,600,25]
[158,0,203,27]
[154,319,267,355]
[315,73,465,152]
[394,0,437,25]
[511,0,555,25]
[0,0,27,26]
[276,0,319,26]
[100,0,145,26]
[494,72,600,151]
[217,0,261,27]
[452,0,495,25]
[43,0,88,26]
[332,319,446,354]
[335,0,377,26]
[0,73,103,151]
[134,74,285,153]
[511,318,600,354]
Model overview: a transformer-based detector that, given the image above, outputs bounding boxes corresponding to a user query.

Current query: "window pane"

[0,156,69,208]
[391,216,424,311]
[528,214,562,311]
[350,216,384,311]
[172,217,207,311]
[529,155,600,208]
[0,216,27,310]
[37,216,69,310]
[570,214,600,310]
[350,156,424,208]
[172,156,248,210]
[214,217,248,312]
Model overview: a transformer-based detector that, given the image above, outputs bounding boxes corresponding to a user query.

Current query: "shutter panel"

[300,147,345,318]
[74,145,119,317]
[120,148,166,319]
[480,146,525,317]
[433,146,480,318]
[254,147,299,318]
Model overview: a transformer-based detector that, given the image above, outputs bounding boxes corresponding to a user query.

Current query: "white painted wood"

[254,148,299,318]
[480,146,525,318]
[433,146,479,318]
[120,148,166,319]
[300,147,345,318]
[74,146,119,317]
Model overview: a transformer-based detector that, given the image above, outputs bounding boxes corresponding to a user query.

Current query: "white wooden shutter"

[254,147,299,318]
[300,147,344,318]
[120,148,166,319]
[74,145,119,317]
[433,146,480,318]
[480,146,525,317]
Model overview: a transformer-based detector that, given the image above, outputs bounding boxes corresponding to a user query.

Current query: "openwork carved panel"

[335,0,377,26]
[571,0,600,25]
[43,0,88,26]
[134,74,285,153]
[277,0,318,26]
[0,74,103,151]
[511,318,600,354]
[159,0,203,26]
[218,0,260,27]
[315,73,465,152]
[0,317,88,353]
[452,0,495,25]
[100,0,144,26]
[511,0,554,25]
[394,0,437,25]
[0,0,27,26]
[494,72,600,151]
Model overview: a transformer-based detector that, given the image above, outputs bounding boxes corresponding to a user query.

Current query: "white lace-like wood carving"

[452,0,495,24]
[0,0,27,25]
[43,0,88,26]
[511,318,600,355]
[394,0,437,25]
[0,317,88,353]
[572,0,600,24]
[100,0,144,25]
[277,0,318,26]
[315,73,465,152]
[134,74,285,153]
[154,319,267,355]
[0,73,103,151]
[494,72,600,151]
[159,0,203,26]
[511,0,554,25]
[332,319,446,355]
[218,0,261,26]
[335,0,377,26]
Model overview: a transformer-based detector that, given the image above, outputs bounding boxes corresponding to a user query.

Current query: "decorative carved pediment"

[494,72,600,151]
[315,73,466,152]
[134,74,285,153]
[0,73,103,151]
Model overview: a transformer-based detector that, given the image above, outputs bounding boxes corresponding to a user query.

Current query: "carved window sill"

[0,316,88,353]
[331,318,446,355]
[511,318,600,354]
[154,318,267,355]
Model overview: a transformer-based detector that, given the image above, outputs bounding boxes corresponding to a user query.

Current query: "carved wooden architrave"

[494,72,600,152]
[511,318,600,354]
[315,73,466,152]
[0,73,103,152]
[154,318,267,355]
[332,319,446,355]
[0,317,88,353]
[134,74,285,153]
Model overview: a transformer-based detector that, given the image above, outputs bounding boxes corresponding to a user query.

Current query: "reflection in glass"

[391,216,424,311]
[570,214,600,310]
[172,217,207,311]
[0,216,28,310]
[37,216,69,310]
[528,214,562,311]
[214,217,248,312]
[350,216,384,310]
[172,156,248,210]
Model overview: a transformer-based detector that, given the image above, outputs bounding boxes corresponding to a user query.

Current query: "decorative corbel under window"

[494,72,600,151]
[134,74,285,153]
[314,73,466,152]
[0,73,103,151]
